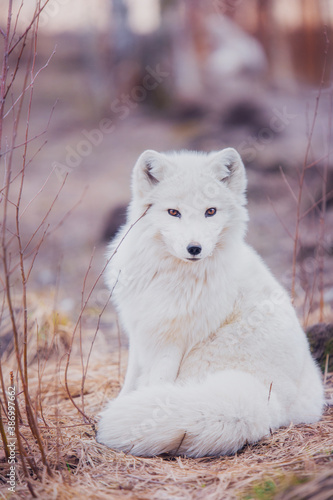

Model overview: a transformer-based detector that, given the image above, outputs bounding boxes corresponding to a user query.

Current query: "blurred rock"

[102,204,128,242]
[222,100,269,131]
[306,323,333,372]
[205,15,267,82]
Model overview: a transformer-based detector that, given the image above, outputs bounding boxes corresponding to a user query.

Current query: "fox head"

[129,148,249,262]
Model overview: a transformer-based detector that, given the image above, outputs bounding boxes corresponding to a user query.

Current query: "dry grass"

[1,301,332,500]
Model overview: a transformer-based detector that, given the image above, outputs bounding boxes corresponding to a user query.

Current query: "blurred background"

[2,0,333,327]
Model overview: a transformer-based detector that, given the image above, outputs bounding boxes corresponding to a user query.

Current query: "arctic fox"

[97,148,324,457]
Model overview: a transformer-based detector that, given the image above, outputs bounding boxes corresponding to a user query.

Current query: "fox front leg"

[118,345,140,396]
[131,342,183,390]
[119,339,183,396]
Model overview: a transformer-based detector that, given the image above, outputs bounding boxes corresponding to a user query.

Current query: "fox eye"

[205,208,217,217]
[168,209,181,218]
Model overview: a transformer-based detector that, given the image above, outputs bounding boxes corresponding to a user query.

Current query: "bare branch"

[279,165,298,204]
[8,0,50,55]
[291,27,330,299]
[64,206,151,419]
[3,48,56,120]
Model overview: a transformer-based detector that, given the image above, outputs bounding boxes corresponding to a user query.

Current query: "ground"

[4,343,333,499]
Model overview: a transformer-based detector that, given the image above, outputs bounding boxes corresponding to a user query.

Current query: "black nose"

[187,243,202,256]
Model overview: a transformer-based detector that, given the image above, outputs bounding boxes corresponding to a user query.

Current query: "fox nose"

[187,243,202,256]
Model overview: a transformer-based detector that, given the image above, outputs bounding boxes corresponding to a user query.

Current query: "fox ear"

[209,148,247,198]
[132,149,171,198]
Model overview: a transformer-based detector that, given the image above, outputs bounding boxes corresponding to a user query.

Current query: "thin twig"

[291,28,330,299]
[64,206,151,420]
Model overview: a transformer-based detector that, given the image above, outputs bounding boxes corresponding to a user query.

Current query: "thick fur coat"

[97,148,324,457]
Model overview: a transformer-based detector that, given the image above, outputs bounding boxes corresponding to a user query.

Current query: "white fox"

[97,148,324,457]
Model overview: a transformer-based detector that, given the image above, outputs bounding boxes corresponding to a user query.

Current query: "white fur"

[97,148,324,457]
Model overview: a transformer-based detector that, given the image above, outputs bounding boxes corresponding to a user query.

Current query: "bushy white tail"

[97,370,284,457]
